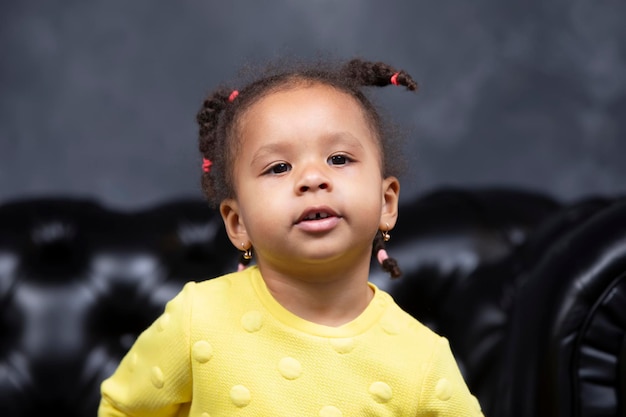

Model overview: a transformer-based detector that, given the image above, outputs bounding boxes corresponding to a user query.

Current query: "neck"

[255,256,375,327]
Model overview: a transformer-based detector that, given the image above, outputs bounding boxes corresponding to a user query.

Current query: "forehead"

[238,83,375,137]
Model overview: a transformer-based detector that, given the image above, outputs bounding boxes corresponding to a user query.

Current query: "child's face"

[220,83,399,276]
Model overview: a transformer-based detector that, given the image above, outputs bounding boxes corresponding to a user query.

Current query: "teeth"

[305,212,330,220]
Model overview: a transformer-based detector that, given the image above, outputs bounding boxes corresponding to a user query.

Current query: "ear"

[219,198,249,250]
[380,176,400,230]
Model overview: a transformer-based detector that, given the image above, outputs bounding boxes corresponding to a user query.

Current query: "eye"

[265,162,291,175]
[328,154,351,165]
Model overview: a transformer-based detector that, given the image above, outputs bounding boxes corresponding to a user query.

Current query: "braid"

[341,59,418,91]
[196,89,232,205]
[372,231,402,279]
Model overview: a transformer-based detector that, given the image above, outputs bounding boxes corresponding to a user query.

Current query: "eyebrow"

[324,133,366,151]
[250,142,291,167]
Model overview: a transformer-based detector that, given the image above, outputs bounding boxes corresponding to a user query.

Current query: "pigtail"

[197,89,231,156]
[341,59,418,91]
[372,231,402,279]
[196,89,232,204]
[340,58,412,279]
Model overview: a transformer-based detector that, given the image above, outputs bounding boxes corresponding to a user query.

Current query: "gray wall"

[1,0,625,209]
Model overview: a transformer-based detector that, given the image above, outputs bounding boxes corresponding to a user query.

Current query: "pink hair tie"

[390,72,400,86]
[202,158,212,173]
[377,249,389,265]
[228,90,239,102]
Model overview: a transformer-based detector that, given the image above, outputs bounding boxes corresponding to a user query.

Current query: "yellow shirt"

[99,266,483,416]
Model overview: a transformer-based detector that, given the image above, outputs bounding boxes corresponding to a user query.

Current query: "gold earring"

[382,223,391,242]
[242,243,253,260]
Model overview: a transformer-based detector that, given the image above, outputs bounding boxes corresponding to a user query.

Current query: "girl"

[98,58,484,416]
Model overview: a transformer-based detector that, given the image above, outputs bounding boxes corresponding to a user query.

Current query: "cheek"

[238,187,284,227]
[344,178,385,211]
[347,169,384,193]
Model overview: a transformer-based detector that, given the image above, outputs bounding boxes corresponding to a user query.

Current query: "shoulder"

[174,268,260,324]
[179,268,251,300]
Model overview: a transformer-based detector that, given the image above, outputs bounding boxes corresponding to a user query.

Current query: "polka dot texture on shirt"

[105,270,484,416]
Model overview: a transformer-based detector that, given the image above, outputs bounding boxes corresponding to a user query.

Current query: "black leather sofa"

[1,188,624,417]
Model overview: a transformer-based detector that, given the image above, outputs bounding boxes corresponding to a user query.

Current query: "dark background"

[1,0,625,210]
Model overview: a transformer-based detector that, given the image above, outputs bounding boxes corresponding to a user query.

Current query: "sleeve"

[417,337,485,417]
[98,282,195,417]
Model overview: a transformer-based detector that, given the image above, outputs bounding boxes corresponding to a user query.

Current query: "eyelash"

[265,162,291,175]
[328,154,353,165]
[263,154,354,175]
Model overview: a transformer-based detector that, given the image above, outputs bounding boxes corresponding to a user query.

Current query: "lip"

[295,206,341,233]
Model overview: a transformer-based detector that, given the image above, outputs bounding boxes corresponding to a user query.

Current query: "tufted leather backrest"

[0,198,237,416]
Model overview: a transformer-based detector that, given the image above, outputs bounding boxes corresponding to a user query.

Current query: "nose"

[295,163,332,194]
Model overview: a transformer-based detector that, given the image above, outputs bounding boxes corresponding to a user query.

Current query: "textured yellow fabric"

[99,266,483,416]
